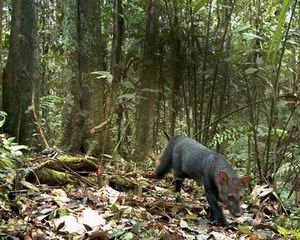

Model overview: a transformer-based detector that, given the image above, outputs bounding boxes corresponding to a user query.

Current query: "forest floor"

[0,156,299,240]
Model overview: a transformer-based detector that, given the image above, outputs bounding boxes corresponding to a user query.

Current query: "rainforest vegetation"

[0,0,299,239]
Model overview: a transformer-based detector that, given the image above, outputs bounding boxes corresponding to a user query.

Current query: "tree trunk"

[167,1,182,138]
[99,0,124,157]
[111,0,124,92]
[134,0,159,161]
[0,0,3,110]
[59,0,107,156]
[203,0,236,144]
[3,0,40,146]
[212,0,232,140]
[199,0,212,142]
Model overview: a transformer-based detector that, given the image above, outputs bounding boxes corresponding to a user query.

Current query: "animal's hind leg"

[173,175,185,202]
[174,178,184,193]
[172,166,187,202]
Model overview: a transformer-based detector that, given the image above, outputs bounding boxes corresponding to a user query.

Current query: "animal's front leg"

[205,189,227,225]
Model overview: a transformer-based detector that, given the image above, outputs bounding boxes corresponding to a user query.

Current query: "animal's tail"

[155,135,184,178]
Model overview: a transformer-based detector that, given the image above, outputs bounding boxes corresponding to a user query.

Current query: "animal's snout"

[232,211,242,217]
[229,207,242,217]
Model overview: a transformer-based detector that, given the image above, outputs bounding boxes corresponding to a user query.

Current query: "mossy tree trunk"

[59,0,107,156]
[134,0,160,161]
[3,0,40,145]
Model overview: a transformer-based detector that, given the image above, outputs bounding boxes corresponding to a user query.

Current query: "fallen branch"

[55,157,97,187]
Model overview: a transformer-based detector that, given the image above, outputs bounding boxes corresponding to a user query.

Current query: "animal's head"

[216,170,251,217]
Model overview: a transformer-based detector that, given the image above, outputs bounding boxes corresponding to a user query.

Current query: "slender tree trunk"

[212,0,232,138]
[182,80,191,136]
[107,0,124,120]
[103,0,124,154]
[203,0,236,144]
[59,0,106,155]
[106,0,124,113]
[111,0,123,87]
[158,43,167,132]
[246,0,263,182]
[135,0,159,161]
[191,36,198,138]
[265,0,297,176]
[3,0,40,145]
[169,1,182,137]
[39,0,47,96]
[245,75,262,182]
[0,0,3,110]
[199,0,212,142]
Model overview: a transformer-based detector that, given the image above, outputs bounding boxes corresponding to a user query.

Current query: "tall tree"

[134,0,160,161]
[106,0,124,127]
[59,0,106,155]
[111,0,124,95]
[106,0,124,145]
[165,0,183,138]
[0,0,3,110]
[3,0,40,145]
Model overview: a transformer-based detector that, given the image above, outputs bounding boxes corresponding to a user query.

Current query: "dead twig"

[90,117,112,134]
[55,157,97,187]
[32,89,49,148]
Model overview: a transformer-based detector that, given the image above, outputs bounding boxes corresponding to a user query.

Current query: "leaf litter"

[0,162,297,240]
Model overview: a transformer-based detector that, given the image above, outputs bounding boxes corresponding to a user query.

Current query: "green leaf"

[245,68,258,75]
[91,71,113,85]
[0,158,15,168]
[118,93,136,101]
[140,88,160,93]
[110,204,119,213]
[0,111,7,128]
[58,208,69,217]
[9,145,28,152]
[6,172,16,185]
[19,167,34,175]
[120,80,135,89]
[267,0,293,63]
[193,0,209,13]
[109,228,126,238]
[102,154,112,159]
[256,57,264,65]
[121,232,134,240]
[242,32,263,40]
[238,225,252,234]
[233,25,250,33]
[20,180,39,192]
[5,137,16,145]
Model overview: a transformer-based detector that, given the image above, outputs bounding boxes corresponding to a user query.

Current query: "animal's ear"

[216,170,229,185]
[240,176,251,187]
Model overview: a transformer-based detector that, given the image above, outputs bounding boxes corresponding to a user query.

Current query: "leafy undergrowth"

[0,160,299,240]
